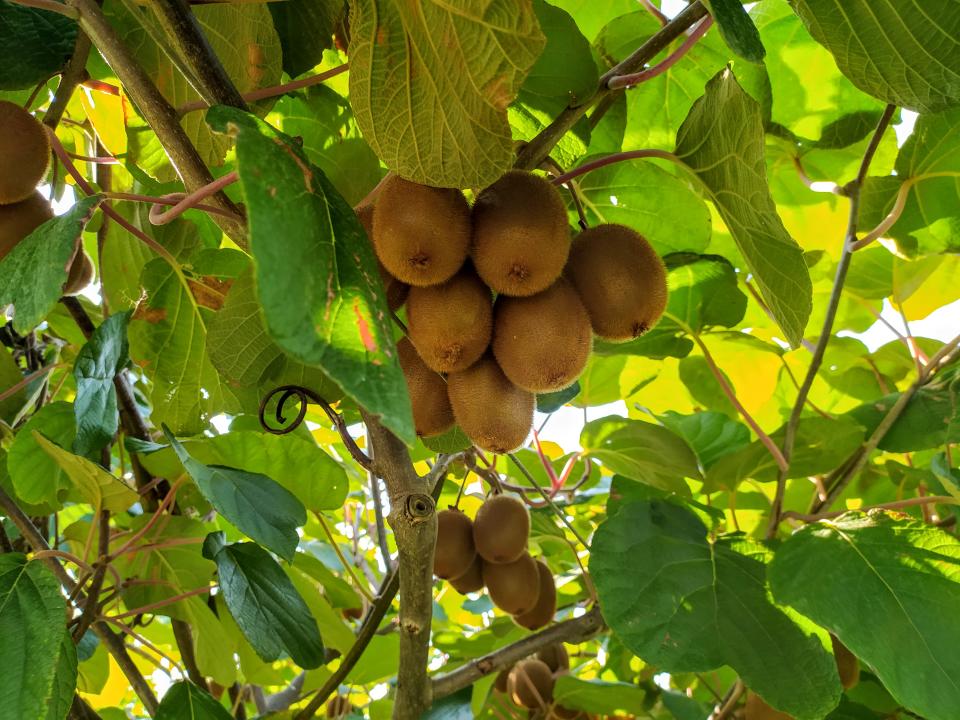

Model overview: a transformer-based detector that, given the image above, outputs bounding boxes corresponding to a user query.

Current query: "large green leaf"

[45,633,77,720]
[0,195,101,333]
[0,0,77,90]
[661,253,748,334]
[661,410,751,470]
[206,107,414,443]
[6,402,75,509]
[73,311,130,456]
[580,416,698,495]
[0,555,68,720]
[155,681,232,720]
[553,676,647,715]
[770,513,960,720]
[703,0,765,63]
[203,533,324,669]
[789,0,960,113]
[675,70,811,347]
[348,0,545,188]
[165,428,306,560]
[33,433,137,513]
[267,0,342,78]
[591,500,841,720]
[0,347,26,423]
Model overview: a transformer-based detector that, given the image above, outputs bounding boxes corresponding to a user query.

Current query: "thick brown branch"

[43,32,93,130]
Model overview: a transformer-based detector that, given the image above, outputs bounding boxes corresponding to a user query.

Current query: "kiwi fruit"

[325,694,352,719]
[831,635,860,690]
[0,101,50,205]
[372,175,470,287]
[547,706,585,720]
[492,278,591,392]
[63,250,94,296]
[357,203,409,310]
[494,667,511,693]
[434,508,476,580]
[473,494,529,564]
[397,337,454,437]
[744,693,793,720]
[471,170,570,297]
[341,606,363,621]
[449,554,484,594]
[446,353,534,453]
[507,658,555,709]
[566,223,668,341]
[483,551,540,615]
[537,644,569,674]
[0,190,53,261]
[514,559,556,630]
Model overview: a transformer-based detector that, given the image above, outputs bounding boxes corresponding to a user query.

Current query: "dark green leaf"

[267,0,342,78]
[164,427,306,560]
[73,311,130,456]
[203,533,325,669]
[537,382,580,413]
[0,0,77,90]
[662,253,748,334]
[703,0,765,63]
[45,633,77,720]
[155,680,233,720]
[0,347,26,423]
[553,676,646,714]
[421,686,472,720]
[770,513,960,720]
[661,411,751,470]
[592,327,694,359]
[591,500,841,719]
[6,401,75,509]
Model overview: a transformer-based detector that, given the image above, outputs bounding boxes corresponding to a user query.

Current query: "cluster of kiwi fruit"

[357,169,668,453]
[492,644,589,719]
[433,493,557,630]
[0,100,93,295]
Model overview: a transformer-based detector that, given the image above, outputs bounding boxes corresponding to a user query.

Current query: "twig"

[550,149,684,186]
[369,463,393,571]
[607,16,713,89]
[106,585,213,620]
[316,512,375,603]
[710,680,744,720]
[0,363,66,404]
[639,0,668,25]
[72,510,110,641]
[791,155,844,196]
[147,170,238,225]
[43,32,93,130]
[8,0,78,17]
[507,454,591,550]
[784,495,957,523]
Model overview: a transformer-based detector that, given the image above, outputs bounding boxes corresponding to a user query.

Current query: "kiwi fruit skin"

[0,101,50,205]
[372,175,470,287]
[492,278,592,392]
[446,353,534,453]
[397,337,455,438]
[483,551,540,615]
[406,264,493,373]
[63,250,94,296]
[566,223,668,342]
[537,644,569,674]
[471,170,570,297]
[473,494,529,564]
[325,694,352,719]
[434,509,476,580]
[547,706,585,720]
[494,667,511,693]
[356,203,409,310]
[514,559,557,630]
[449,553,484,594]
[0,190,53,260]
[744,693,793,720]
[507,658,555,709]
[830,635,860,690]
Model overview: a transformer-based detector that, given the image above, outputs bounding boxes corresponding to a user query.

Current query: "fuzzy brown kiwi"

[547,706,585,720]
[449,553,484,594]
[566,223,668,341]
[0,190,53,261]
[744,693,793,720]
[830,635,860,690]
[507,658,555,709]
[514,559,556,630]
[357,203,409,310]
[537,644,569,674]
[63,250,94,296]
[492,278,591,392]
[434,508,476,580]
[494,667,511,693]
[472,494,529,564]
[325,694,353,719]
[0,101,50,205]
[397,337,454,437]
[406,264,493,373]
[446,353,534,453]
[483,551,540,615]
[471,170,570,296]
[341,606,363,621]
[372,175,470,287]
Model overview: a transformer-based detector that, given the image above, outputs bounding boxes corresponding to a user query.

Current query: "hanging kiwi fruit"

[537,644,569,674]
[433,508,476,580]
[472,493,529,564]
[0,101,50,206]
[448,554,484,594]
[356,203,409,311]
[514,559,557,630]
[396,337,454,438]
[0,190,54,260]
[744,693,794,720]
[483,551,540,615]
[325,694,353,719]
[507,658,555,709]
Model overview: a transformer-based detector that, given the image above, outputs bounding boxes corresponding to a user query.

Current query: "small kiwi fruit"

[325,694,353,719]
[492,278,591,392]
[372,175,470,287]
[0,101,50,205]
[566,223,668,341]
[397,337,455,437]
[507,658,555,709]
[0,190,53,260]
[473,494,529,564]
[446,353,534,453]
[483,551,540,615]
[514,559,556,630]
[471,170,570,296]
[744,693,793,720]
[830,635,860,690]
[341,606,363,621]
[434,508,476,580]
[63,250,94,296]
[547,706,585,720]
[356,203,409,310]
[537,644,569,674]
[449,553,484,594]
[494,667,511,693]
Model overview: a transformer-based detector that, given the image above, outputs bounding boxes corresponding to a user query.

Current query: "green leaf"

[155,680,233,720]
[73,311,130,456]
[661,411,751,470]
[0,195,101,333]
[789,0,960,113]
[591,500,841,720]
[267,0,342,78]
[537,382,581,414]
[675,70,811,347]
[33,433,137,513]
[0,0,77,90]
[422,686,472,720]
[580,416,698,495]
[553,676,646,715]
[703,0,765,63]
[770,513,960,720]
[6,402,75,508]
[206,107,414,443]
[347,0,545,188]
[0,555,68,720]
[677,356,737,417]
[0,347,26,423]
[45,633,77,720]
[661,253,748,334]
[164,427,307,560]
[203,533,325,669]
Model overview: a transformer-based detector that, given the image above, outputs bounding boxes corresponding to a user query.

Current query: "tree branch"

[430,606,605,701]
[172,617,209,692]
[72,509,110,641]
[43,32,93,130]
[784,495,957,523]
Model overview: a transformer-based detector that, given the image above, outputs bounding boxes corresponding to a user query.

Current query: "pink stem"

[532,430,561,489]
[148,171,238,226]
[68,152,119,164]
[639,0,668,26]
[551,149,682,186]
[108,479,184,561]
[104,191,237,220]
[82,79,121,96]
[607,16,714,90]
